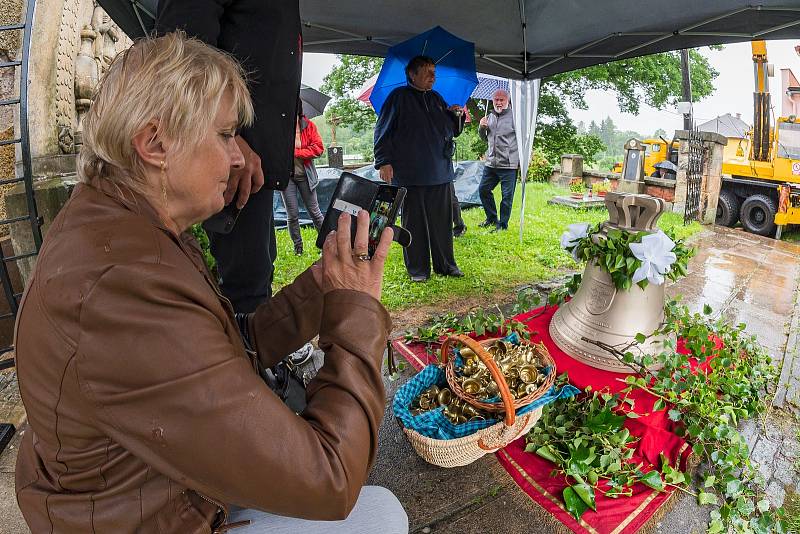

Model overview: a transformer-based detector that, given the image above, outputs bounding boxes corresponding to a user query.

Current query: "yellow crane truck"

[714,40,800,238]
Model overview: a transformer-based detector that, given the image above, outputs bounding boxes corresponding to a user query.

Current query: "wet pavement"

[1,225,800,533]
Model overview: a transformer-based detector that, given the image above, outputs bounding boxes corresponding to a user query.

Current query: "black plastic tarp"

[99,1,800,80]
[273,162,486,227]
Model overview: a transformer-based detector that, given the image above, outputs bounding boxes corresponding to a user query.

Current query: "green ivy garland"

[568,225,695,291]
[525,299,786,533]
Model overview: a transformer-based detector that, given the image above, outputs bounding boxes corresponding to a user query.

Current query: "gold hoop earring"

[159,160,168,205]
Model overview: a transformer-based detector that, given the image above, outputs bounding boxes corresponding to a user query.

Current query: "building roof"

[698,113,750,139]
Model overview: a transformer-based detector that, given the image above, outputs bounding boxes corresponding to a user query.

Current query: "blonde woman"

[14,33,406,534]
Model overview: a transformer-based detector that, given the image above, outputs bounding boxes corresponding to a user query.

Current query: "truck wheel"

[739,194,778,237]
[715,189,740,227]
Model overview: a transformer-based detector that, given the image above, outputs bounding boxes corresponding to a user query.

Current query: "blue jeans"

[479,167,518,228]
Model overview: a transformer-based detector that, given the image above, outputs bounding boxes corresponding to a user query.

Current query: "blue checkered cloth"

[393,335,580,440]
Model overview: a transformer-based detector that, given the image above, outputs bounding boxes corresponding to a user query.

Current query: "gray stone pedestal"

[5,174,75,283]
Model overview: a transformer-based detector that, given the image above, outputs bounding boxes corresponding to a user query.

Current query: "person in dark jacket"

[157,0,301,313]
[374,56,465,282]
[478,88,519,232]
[283,105,325,255]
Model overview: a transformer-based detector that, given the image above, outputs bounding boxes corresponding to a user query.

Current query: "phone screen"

[368,198,393,257]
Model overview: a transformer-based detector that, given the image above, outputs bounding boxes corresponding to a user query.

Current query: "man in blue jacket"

[374,56,465,282]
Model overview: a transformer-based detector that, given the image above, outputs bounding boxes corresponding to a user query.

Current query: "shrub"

[527,150,554,183]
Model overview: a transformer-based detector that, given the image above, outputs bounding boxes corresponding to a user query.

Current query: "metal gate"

[684,126,704,225]
[0,0,43,450]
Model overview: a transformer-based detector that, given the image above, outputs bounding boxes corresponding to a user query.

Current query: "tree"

[534,48,719,164]
[320,55,383,140]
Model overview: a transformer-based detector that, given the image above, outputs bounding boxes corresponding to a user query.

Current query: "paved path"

[2,226,800,533]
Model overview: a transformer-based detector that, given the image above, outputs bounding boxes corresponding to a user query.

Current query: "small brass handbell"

[462,405,479,418]
[485,382,499,397]
[437,388,452,406]
[519,364,538,383]
[418,396,432,410]
[516,383,529,397]
[505,366,520,382]
[460,348,475,360]
[462,378,481,395]
[525,383,539,395]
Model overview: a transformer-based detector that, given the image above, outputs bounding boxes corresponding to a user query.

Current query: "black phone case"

[315,172,406,252]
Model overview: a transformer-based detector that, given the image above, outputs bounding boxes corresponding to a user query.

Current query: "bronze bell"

[550,193,675,373]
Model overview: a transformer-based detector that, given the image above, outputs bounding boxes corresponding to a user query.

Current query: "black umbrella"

[300,85,331,119]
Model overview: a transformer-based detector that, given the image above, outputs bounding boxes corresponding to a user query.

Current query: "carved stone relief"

[55,0,130,154]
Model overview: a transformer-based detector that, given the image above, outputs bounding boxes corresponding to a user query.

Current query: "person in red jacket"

[282,106,326,255]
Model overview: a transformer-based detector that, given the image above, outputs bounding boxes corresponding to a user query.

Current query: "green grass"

[273,182,702,311]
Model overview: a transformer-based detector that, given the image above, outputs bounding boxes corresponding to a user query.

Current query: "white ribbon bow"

[560,223,591,261]
[629,230,677,285]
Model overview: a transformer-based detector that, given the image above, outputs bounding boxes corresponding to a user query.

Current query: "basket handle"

[440,334,516,427]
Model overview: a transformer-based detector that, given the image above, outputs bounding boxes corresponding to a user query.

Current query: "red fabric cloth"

[392,304,698,534]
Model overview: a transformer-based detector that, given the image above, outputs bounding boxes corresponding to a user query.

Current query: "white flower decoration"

[629,230,677,285]
[560,223,591,261]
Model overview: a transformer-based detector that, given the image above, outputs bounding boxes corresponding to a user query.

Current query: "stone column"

[672,138,689,215]
[700,135,727,225]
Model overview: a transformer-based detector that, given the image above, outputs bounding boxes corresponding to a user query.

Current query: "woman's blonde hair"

[78,31,254,195]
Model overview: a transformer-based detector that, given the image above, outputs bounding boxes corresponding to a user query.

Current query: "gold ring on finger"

[352,252,370,262]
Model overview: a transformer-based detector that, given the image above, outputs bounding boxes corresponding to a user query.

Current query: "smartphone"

[203,203,241,235]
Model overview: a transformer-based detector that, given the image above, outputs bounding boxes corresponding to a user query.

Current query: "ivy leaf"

[665,469,685,485]
[667,409,682,422]
[707,519,724,533]
[757,498,770,513]
[639,471,665,491]
[563,486,589,519]
[653,399,665,412]
[698,492,718,505]
[535,446,559,464]
[573,483,597,511]
[635,333,647,344]
[703,475,716,488]
[725,479,742,498]
[703,303,713,315]
[625,411,640,418]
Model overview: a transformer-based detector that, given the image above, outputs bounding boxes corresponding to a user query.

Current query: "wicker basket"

[442,335,556,413]
[399,406,542,468]
[398,334,548,468]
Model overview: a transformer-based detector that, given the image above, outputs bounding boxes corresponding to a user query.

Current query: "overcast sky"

[301,39,800,136]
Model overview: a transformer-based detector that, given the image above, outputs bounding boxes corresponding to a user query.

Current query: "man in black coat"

[157,0,301,312]
[373,56,465,282]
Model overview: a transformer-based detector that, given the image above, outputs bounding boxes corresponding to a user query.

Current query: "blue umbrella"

[369,26,478,115]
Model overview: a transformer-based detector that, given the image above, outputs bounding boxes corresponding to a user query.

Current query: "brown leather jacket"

[14,182,391,533]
